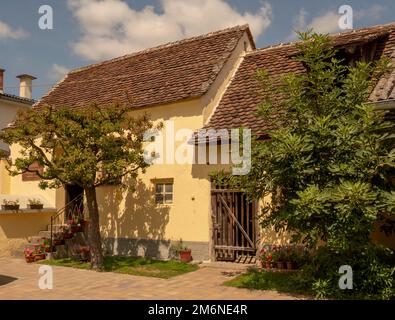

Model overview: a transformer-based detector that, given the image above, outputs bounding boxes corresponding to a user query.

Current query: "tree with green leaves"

[0,103,154,269]
[213,31,395,298]
[215,31,395,252]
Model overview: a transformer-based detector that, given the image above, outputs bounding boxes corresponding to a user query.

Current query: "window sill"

[0,208,57,215]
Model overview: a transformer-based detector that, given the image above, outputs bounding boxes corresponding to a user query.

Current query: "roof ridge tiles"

[69,24,251,75]
[248,21,395,56]
[34,24,252,111]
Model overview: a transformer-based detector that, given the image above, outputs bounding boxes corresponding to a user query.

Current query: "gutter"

[0,93,34,106]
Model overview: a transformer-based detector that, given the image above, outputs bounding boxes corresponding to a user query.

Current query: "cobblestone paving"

[0,258,306,300]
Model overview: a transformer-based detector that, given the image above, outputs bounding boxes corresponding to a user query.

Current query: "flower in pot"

[24,246,35,263]
[1,199,20,211]
[70,220,82,233]
[34,246,46,261]
[53,233,65,246]
[260,245,273,270]
[285,245,297,270]
[73,245,90,262]
[173,239,192,263]
[272,245,286,269]
[27,198,44,210]
[42,239,52,253]
[68,213,83,233]
[62,225,73,239]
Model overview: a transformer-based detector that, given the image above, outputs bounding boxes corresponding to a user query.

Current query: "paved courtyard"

[0,258,305,300]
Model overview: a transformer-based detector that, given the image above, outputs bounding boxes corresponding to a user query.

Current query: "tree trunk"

[84,187,104,269]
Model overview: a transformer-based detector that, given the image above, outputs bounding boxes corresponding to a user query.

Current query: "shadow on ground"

[0,275,17,286]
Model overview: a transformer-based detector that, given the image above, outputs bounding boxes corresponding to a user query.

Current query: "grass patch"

[224,271,313,297]
[39,256,198,279]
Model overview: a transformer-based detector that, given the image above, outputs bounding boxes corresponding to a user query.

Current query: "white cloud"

[0,20,28,40]
[288,4,386,41]
[48,64,69,81]
[293,8,308,32]
[67,0,273,61]
[355,4,385,21]
[308,11,340,34]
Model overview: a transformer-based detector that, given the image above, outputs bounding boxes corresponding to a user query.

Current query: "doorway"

[64,184,84,222]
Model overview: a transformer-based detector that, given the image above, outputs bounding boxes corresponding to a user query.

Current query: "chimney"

[0,68,5,94]
[16,74,36,99]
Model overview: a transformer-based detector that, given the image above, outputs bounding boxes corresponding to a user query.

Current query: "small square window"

[155,184,163,193]
[165,183,173,193]
[155,181,173,204]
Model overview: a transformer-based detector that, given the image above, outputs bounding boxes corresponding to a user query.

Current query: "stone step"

[38,231,51,239]
[47,224,68,232]
[28,236,46,244]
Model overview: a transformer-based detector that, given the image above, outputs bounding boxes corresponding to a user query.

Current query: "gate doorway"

[211,185,258,263]
[64,184,84,222]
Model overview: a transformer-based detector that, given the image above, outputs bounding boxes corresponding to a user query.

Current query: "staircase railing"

[50,193,85,252]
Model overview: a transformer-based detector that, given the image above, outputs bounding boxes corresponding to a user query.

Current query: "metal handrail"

[50,193,85,252]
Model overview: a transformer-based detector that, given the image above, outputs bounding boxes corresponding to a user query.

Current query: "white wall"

[0,98,30,152]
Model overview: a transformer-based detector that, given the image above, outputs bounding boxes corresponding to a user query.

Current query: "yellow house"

[0,70,57,256]
[0,70,36,193]
[3,23,395,260]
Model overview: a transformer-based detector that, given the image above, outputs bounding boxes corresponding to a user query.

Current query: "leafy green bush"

[297,245,395,299]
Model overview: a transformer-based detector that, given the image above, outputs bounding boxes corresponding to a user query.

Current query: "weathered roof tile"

[205,22,395,134]
[34,25,254,111]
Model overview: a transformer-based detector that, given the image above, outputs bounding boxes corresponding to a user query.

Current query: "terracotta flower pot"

[53,239,65,246]
[28,204,43,210]
[179,250,192,263]
[63,232,73,239]
[71,225,82,233]
[276,261,286,269]
[34,254,46,261]
[1,205,20,211]
[265,262,272,270]
[25,256,35,263]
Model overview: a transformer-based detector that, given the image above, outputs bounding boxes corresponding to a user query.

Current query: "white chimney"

[0,68,5,94]
[16,74,36,99]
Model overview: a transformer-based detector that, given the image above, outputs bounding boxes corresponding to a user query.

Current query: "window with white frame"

[155,181,173,204]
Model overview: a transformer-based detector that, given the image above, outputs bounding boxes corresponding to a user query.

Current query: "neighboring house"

[3,23,395,261]
[0,70,56,257]
[0,70,35,194]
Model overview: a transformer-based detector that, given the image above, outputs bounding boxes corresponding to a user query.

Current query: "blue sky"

[0,0,394,100]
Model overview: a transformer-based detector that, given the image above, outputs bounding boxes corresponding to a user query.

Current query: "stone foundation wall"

[102,238,210,262]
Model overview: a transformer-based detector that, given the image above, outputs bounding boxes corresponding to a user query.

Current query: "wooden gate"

[211,186,258,262]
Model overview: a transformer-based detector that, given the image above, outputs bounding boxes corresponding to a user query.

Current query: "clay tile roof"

[0,92,34,105]
[34,25,254,111]
[205,22,395,135]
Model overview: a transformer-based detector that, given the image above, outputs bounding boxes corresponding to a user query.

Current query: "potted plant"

[27,198,44,210]
[53,231,65,245]
[272,246,286,269]
[174,239,192,263]
[73,245,90,262]
[34,246,46,261]
[24,246,35,263]
[260,245,273,270]
[285,245,297,270]
[1,199,20,211]
[42,239,52,253]
[70,220,82,233]
[62,225,73,239]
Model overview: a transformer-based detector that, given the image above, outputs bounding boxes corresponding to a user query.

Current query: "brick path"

[0,258,306,300]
